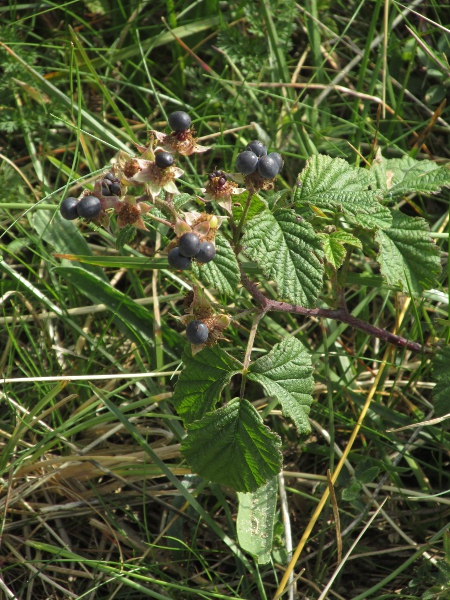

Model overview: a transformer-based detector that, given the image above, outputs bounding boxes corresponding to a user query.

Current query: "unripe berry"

[178,232,201,258]
[60,197,79,220]
[168,247,191,270]
[246,140,267,157]
[186,320,209,344]
[236,151,258,175]
[196,241,216,264]
[168,111,191,132]
[155,151,174,169]
[77,195,102,219]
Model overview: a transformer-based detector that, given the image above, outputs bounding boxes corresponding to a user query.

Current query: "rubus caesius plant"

[59,110,450,517]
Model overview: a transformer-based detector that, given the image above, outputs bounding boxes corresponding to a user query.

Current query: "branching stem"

[240,273,430,354]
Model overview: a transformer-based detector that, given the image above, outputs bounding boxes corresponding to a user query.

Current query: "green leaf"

[242,209,324,307]
[115,224,136,250]
[293,154,392,230]
[237,476,278,564]
[375,211,441,295]
[341,478,362,501]
[319,230,362,269]
[192,233,240,295]
[248,337,314,434]
[372,154,450,198]
[432,347,450,417]
[172,346,241,425]
[54,266,156,347]
[355,459,380,484]
[231,191,267,223]
[181,398,282,492]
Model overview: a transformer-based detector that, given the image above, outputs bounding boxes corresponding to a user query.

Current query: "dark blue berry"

[168,111,191,132]
[257,155,279,179]
[109,182,121,196]
[186,320,209,344]
[77,195,102,219]
[196,241,216,264]
[104,172,116,181]
[269,152,283,173]
[101,184,110,196]
[178,232,201,258]
[168,247,191,270]
[155,151,174,169]
[246,140,267,157]
[60,197,79,220]
[236,151,258,175]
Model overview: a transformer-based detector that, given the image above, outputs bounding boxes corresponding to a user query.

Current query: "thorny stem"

[239,271,430,354]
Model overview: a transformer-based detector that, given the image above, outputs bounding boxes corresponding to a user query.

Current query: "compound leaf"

[192,233,240,295]
[248,337,314,434]
[237,476,278,564]
[242,209,324,307]
[375,211,441,295]
[294,154,392,230]
[372,154,450,199]
[319,230,362,269]
[432,346,450,417]
[181,398,282,492]
[172,346,241,425]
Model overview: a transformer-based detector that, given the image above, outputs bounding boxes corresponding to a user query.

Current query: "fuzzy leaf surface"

[248,337,314,434]
[172,346,241,424]
[237,476,277,564]
[294,154,392,230]
[192,233,240,295]
[181,398,282,492]
[372,155,450,198]
[375,211,441,294]
[242,209,324,307]
[319,230,362,269]
[432,347,450,417]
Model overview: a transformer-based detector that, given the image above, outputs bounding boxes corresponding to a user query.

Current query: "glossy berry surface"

[246,140,267,157]
[168,247,191,270]
[186,320,209,344]
[104,172,116,181]
[60,197,79,220]
[77,195,102,220]
[196,241,216,264]
[101,183,110,196]
[155,151,174,169]
[236,150,258,175]
[168,111,191,132]
[178,232,201,257]
[257,155,279,179]
[269,152,283,172]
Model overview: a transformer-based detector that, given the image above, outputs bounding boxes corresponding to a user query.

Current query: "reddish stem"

[240,271,429,354]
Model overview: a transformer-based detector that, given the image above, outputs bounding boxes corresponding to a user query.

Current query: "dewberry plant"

[56,111,450,504]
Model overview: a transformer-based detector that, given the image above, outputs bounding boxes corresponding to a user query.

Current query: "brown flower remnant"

[201,171,246,214]
[149,128,211,157]
[115,195,151,231]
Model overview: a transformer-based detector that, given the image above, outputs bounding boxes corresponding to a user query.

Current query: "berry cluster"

[168,232,216,270]
[60,194,102,221]
[59,173,122,223]
[236,140,283,179]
